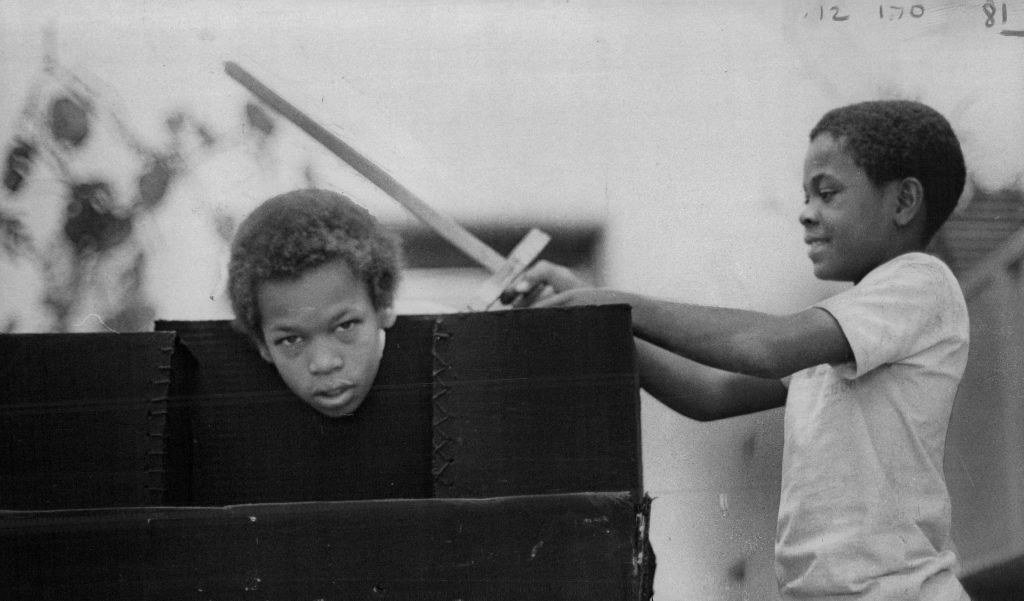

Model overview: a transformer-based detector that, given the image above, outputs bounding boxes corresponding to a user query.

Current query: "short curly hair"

[809,99,966,240]
[227,188,403,344]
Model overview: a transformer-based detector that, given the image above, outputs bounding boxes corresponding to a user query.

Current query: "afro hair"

[810,99,966,240]
[227,188,403,344]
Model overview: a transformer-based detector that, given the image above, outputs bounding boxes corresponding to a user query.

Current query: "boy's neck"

[853,238,930,283]
[883,224,931,260]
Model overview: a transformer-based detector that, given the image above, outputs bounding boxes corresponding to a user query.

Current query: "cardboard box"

[1,306,653,599]
[2,492,651,600]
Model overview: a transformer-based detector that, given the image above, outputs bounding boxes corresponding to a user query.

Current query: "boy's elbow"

[753,359,793,381]
[733,337,792,380]
[641,378,734,422]
[674,371,785,422]
[687,407,729,422]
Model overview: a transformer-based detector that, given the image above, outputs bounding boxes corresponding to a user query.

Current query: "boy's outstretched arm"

[636,338,787,420]
[507,261,847,420]
[538,287,852,379]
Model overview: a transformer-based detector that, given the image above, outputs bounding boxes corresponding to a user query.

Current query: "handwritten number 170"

[879,5,925,19]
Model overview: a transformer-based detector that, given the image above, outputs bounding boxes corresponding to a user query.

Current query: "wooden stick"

[468,228,550,310]
[224,61,507,273]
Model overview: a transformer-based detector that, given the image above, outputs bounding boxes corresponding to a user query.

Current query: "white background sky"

[4,1,1024,323]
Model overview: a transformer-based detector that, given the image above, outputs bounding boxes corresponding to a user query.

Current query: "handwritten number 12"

[816,6,850,21]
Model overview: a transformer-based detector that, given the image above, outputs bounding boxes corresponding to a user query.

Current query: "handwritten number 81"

[983,2,1008,27]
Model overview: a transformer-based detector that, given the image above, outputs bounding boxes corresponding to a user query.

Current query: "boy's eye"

[335,319,359,332]
[275,335,302,347]
[806,188,836,204]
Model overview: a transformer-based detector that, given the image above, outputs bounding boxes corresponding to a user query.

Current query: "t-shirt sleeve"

[814,257,961,379]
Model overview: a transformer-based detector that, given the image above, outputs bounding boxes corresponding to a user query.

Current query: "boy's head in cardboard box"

[227,188,402,417]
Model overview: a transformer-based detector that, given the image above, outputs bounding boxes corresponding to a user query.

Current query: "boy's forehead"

[805,134,856,171]
[258,260,366,309]
[265,259,356,287]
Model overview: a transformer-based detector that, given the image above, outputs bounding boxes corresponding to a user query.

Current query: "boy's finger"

[531,290,573,309]
[500,274,542,305]
[499,283,526,305]
[512,283,553,308]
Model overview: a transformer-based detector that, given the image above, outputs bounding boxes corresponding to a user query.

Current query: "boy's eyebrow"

[328,307,365,326]
[805,173,834,190]
[261,316,306,331]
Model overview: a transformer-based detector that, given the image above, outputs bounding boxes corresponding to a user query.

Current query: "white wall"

[3,1,1024,598]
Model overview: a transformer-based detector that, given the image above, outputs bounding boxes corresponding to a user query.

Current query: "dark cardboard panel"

[961,552,1024,601]
[160,308,643,504]
[0,332,175,509]
[0,492,652,601]
[183,385,433,504]
[1,308,642,509]
[157,318,437,505]
[431,306,642,498]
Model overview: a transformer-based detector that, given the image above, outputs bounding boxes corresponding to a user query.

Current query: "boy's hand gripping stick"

[224,61,549,311]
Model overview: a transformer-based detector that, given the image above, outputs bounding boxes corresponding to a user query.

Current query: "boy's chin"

[811,261,844,282]
[312,405,360,418]
[812,262,863,283]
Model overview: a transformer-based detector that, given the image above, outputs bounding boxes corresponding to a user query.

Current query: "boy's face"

[255,258,396,418]
[800,133,901,282]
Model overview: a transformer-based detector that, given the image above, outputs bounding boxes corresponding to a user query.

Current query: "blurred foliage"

[0,56,278,332]
[3,139,36,192]
[0,208,31,257]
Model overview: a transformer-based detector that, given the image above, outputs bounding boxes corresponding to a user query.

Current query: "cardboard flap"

[0,332,176,509]
[431,306,642,498]
[156,318,437,505]
[1,492,654,601]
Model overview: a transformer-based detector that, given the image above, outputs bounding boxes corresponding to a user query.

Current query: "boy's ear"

[256,339,273,363]
[894,177,925,228]
[379,306,397,329]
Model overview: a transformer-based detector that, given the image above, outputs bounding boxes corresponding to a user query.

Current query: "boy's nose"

[308,338,345,374]
[799,203,818,227]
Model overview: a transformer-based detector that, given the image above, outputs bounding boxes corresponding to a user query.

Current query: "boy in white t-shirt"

[505,100,971,600]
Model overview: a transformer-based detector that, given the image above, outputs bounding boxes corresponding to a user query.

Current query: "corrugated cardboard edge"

[145,336,176,505]
[429,315,456,488]
[636,493,656,601]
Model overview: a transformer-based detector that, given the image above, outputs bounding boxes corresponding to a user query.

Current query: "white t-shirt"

[777,252,970,600]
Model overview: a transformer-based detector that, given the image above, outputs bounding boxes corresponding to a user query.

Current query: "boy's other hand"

[500,260,589,307]
[532,287,625,309]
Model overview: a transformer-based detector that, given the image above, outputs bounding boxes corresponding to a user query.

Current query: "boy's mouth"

[804,236,830,258]
[312,381,355,401]
[309,382,361,417]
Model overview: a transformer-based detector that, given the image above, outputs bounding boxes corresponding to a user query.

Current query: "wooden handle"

[224,61,507,273]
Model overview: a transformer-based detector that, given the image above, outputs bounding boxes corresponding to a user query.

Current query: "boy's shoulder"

[814,252,968,380]
[826,252,966,319]
[818,251,966,336]
[860,252,959,292]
